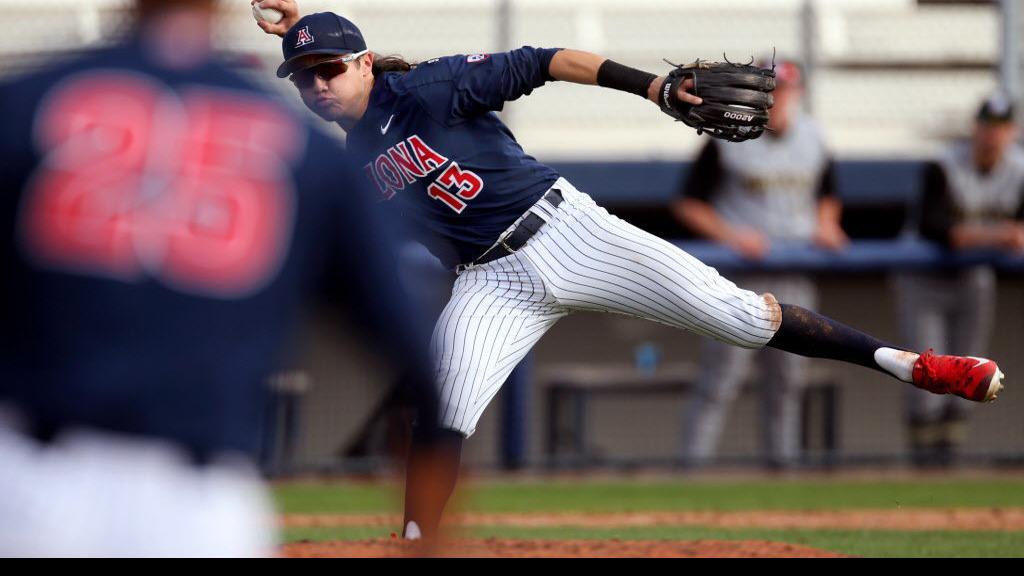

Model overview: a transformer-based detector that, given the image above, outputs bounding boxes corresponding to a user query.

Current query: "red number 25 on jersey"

[19,72,303,299]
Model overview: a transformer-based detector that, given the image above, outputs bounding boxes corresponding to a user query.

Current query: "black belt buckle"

[465,187,564,270]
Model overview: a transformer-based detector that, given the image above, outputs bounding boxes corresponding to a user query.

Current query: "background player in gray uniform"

[675,61,847,469]
[895,94,1024,466]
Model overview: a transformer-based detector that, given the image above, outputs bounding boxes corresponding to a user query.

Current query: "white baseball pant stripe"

[433,178,781,436]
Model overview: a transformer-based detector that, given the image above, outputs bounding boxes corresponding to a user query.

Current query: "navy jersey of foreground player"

[0,36,435,461]
[347,48,562,268]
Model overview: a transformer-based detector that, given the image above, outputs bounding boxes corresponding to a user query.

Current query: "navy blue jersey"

[0,37,436,461]
[346,47,563,268]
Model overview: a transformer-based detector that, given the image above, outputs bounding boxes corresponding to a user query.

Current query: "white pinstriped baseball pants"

[433,178,782,436]
[0,411,276,557]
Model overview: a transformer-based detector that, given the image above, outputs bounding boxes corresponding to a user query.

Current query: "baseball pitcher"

[254,0,1006,540]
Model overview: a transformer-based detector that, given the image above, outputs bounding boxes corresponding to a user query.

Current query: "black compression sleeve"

[1016,182,1024,220]
[682,140,723,202]
[816,158,837,199]
[767,304,901,373]
[919,162,956,246]
[597,59,657,98]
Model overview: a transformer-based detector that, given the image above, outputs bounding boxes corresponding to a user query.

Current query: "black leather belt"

[464,188,563,270]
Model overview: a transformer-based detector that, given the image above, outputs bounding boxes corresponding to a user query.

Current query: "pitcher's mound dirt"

[282,508,1024,532]
[282,538,847,558]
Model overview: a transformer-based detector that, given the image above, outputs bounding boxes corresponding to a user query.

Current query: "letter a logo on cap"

[295,26,314,48]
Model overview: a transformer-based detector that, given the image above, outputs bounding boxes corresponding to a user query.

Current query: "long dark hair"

[371,53,416,75]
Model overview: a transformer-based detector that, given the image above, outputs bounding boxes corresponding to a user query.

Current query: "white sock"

[404,520,422,541]
[873,347,919,383]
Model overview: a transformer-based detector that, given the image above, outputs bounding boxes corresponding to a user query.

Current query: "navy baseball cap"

[976,93,1015,124]
[276,12,368,78]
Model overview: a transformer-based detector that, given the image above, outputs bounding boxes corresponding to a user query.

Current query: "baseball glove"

[657,58,776,142]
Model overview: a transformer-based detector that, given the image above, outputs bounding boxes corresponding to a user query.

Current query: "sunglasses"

[289,50,368,89]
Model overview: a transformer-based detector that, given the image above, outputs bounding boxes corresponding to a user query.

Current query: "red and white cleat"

[912,349,1005,402]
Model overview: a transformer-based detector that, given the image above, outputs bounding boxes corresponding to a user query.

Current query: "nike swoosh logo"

[969,357,990,369]
[380,114,395,135]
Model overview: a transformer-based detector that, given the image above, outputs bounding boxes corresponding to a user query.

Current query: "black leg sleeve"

[766,303,903,373]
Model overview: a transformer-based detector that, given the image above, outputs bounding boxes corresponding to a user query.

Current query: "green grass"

[281,525,1024,557]
[276,477,1024,514]
[274,478,1024,557]
[276,482,400,515]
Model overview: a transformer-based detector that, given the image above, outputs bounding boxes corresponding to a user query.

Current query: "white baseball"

[252,3,285,25]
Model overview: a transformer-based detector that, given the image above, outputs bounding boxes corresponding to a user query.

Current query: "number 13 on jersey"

[364,134,484,213]
[426,162,483,213]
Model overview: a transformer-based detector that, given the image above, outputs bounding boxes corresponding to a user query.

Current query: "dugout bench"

[543,362,839,469]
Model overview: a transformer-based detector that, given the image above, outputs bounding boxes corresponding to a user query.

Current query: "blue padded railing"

[405,239,1024,274]
[548,160,925,206]
[673,239,1024,273]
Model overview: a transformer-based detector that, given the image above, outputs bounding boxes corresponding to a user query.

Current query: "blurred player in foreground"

[676,60,846,469]
[895,94,1024,466]
[255,0,1006,540]
[0,0,439,557]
